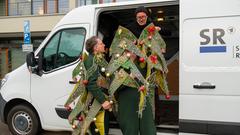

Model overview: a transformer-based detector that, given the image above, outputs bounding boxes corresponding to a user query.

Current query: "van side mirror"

[26,52,37,73]
[26,51,43,76]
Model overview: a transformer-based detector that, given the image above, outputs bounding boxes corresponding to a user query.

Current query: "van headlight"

[1,74,9,88]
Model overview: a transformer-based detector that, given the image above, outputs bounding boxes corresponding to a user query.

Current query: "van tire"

[7,104,40,135]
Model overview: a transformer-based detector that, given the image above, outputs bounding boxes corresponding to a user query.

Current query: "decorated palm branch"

[64,54,109,135]
[107,23,170,116]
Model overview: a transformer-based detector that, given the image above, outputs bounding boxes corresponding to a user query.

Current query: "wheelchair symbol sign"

[24,20,30,33]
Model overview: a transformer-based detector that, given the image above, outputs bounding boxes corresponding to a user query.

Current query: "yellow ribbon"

[94,111,105,135]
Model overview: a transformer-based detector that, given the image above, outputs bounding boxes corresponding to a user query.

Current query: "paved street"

[0,122,123,135]
[2,122,201,135]
[0,122,71,135]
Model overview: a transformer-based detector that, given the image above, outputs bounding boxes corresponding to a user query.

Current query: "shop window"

[7,0,70,16]
[33,0,44,15]
[0,37,44,78]
[102,0,112,3]
[8,0,31,16]
[77,0,97,6]
[58,0,69,13]
[11,48,28,70]
[0,0,6,16]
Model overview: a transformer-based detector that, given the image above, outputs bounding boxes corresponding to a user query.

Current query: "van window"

[43,28,86,72]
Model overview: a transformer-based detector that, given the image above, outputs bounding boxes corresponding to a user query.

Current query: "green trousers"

[117,87,156,135]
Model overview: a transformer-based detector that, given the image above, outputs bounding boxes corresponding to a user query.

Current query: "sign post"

[22,20,33,52]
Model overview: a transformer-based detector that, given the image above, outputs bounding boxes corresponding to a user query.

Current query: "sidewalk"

[110,128,178,135]
[109,128,206,135]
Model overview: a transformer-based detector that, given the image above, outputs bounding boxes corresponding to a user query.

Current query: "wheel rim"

[12,111,32,134]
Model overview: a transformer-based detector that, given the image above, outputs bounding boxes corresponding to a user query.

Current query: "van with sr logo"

[1,0,240,134]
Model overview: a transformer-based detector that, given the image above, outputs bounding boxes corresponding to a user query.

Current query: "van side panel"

[0,64,31,123]
[180,0,240,134]
[0,64,31,102]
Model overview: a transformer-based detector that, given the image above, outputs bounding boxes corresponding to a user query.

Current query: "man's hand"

[133,40,137,45]
[161,48,166,53]
[101,101,112,110]
[155,26,161,31]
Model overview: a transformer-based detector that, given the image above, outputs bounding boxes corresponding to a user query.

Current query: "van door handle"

[193,82,215,89]
[69,80,77,84]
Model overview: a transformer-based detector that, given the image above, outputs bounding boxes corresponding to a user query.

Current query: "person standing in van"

[127,6,171,53]
[115,6,160,135]
[84,36,112,135]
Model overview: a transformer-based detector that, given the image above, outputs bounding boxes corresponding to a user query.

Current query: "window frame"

[40,27,86,74]
[7,0,69,16]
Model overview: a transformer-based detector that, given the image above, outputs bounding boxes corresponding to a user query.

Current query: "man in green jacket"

[84,36,112,135]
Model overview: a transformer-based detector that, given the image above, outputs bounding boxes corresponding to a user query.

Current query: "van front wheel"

[7,104,40,135]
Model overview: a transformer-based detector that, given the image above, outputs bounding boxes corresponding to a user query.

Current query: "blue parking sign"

[24,33,31,44]
[23,20,31,44]
[24,20,30,33]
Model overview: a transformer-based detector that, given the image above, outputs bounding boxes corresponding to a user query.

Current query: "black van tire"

[7,104,40,135]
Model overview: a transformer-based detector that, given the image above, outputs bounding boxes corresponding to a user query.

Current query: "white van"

[1,0,240,134]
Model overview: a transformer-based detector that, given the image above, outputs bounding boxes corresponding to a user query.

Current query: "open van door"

[180,0,240,134]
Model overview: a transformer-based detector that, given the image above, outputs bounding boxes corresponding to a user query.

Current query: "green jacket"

[84,54,107,104]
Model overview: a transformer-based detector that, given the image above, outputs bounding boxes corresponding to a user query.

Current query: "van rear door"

[180,0,240,134]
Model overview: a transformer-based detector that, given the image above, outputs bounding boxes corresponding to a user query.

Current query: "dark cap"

[135,6,149,16]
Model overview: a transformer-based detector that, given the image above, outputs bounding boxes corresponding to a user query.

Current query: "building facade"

[0,0,133,79]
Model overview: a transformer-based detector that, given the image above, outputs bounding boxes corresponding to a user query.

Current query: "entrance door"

[31,24,89,129]
[180,0,240,134]
[0,48,10,79]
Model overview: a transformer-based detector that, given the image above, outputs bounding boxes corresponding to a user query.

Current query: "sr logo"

[200,28,226,45]
[199,28,226,53]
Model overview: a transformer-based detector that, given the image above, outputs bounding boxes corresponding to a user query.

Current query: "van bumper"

[0,93,7,123]
[180,119,240,135]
